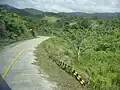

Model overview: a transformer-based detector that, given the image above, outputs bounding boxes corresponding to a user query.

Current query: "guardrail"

[45,49,90,88]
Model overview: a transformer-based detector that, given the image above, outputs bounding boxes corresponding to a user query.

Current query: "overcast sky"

[0,0,120,13]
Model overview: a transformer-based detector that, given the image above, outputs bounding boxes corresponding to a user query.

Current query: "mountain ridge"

[0,4,120,18]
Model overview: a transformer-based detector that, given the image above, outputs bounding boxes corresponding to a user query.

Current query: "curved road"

[0,37,57,90]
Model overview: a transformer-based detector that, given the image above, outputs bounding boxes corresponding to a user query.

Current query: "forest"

[0,6,120,90]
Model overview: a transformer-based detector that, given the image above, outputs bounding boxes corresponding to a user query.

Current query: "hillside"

[0,6,60,46]
[24,8,44,15]
[0,8,46,46]
[0,4,32,16]
[36,15,120,90]
[0,4,60,18]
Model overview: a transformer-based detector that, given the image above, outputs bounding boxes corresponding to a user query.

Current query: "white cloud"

[0,0,120,12]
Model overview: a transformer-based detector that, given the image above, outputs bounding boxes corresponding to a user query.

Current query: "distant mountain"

[24,8,59,16]
[59,12,120,18]
[89,12,120,18]
[0,4,120,19]
[0,4,32,16]
[0,4,59,18]
[24,8,44,15]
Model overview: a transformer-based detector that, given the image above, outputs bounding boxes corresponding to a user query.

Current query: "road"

[0,37,57,90]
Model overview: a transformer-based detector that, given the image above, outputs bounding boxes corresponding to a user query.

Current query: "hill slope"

[24,8,44,15]
[0,4,59,18]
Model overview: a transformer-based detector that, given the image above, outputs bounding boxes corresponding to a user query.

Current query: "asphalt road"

[0,37,57,90]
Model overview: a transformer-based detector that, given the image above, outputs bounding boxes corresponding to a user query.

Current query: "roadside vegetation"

[0,7,120,90]
[0,9,34,46]
[36,17,120,90]
[0,8,54,46]
[35,41,86,90]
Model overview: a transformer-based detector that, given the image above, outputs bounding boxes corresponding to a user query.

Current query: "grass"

[35,35,120,90]
[38,37,89,81]
[43,16,59,23]
[34,37,87,90]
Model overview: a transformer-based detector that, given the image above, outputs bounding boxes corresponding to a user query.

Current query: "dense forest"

[0,4,120,90]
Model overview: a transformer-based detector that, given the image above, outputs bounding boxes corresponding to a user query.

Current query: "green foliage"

[38,16,120,90]
[77,17,92,29]
[1,8,120,90]
[0,9,41,46]
[43,16,59,23]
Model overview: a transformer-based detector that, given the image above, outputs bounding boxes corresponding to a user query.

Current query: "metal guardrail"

[45,48,90,88]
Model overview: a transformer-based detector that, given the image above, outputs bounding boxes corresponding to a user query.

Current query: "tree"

[0,20,8,38]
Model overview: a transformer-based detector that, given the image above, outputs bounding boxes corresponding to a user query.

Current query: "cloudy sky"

[0,0,120,13]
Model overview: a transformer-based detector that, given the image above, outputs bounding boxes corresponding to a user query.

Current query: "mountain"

[24,8,44,15]
[24,8,59,17]
[89,12,120,18]
[0,4,59,18]
[0,4,120,19]
[0,4,32,16]
[0,4,46,19]
[58,12,120,18]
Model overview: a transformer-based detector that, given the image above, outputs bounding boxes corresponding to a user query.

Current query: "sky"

[0,0,120,13]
